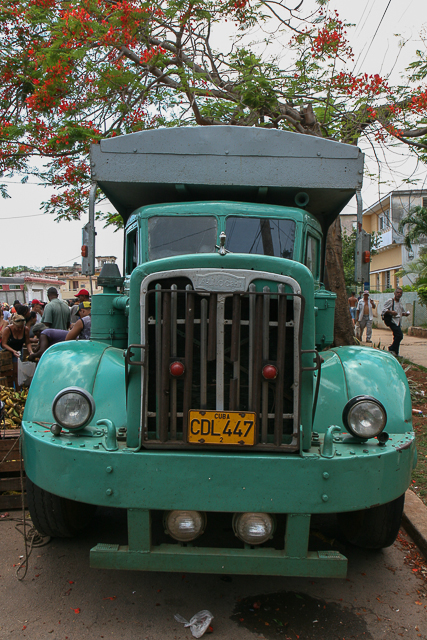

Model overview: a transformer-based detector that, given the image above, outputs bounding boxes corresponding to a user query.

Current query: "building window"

[396,276,400,288]
[386,270,391,289]
[379,210,390,231]
[376,274,380,290]
[423,197,427,209]
[73,280,79,290]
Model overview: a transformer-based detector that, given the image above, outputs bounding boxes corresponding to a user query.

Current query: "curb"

[408,327,427,339]
[402,489,427,559]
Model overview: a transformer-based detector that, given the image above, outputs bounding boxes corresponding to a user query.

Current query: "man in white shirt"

[356,291,376,343]
[382,287,410,356]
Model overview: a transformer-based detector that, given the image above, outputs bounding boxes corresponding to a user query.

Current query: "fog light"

[163,510,206,542]
[232,512,275,545]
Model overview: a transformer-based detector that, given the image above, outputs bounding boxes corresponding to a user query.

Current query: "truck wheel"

[337,494,404,549]
[27,477,96,538]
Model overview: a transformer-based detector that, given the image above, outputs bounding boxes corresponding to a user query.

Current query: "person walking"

[382,287,410,357]
[355,291,376,343]
[348,291,358,325]
[42,287,71,330]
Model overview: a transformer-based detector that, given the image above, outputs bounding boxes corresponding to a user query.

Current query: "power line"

[354,0,374,37]
[52,255,82,267]
[0,180,42,185]
[0,212,50,220]
[355,0,393,75]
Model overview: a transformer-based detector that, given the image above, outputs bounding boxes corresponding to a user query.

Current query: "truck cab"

[22,127,416,578]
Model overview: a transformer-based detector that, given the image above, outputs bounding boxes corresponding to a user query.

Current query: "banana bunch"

[0,387,28,429]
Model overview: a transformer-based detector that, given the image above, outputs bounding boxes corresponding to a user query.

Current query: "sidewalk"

[359,327,427,368]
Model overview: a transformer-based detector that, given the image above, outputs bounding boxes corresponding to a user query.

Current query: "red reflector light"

[262,364,278,380]
[81,245,88,257]
[170,361,185,377]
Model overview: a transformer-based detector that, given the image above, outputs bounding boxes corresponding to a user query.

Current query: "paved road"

[0,508,426,640]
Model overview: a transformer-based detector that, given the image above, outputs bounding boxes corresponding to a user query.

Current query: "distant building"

[340,212,357,236]
[363,190,427,291]
[0,274,66,304]
[42,256,117,299]
[0,277,26,305]
[24,276,66,303]
[0,275,66,305]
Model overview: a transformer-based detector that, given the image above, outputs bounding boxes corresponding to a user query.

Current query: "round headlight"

[232,512,275,545]
[163,510,206,542]
[52,387,95,431]
[343,396,387,439]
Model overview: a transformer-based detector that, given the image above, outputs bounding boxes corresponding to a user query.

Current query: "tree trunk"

[325,217,355,346]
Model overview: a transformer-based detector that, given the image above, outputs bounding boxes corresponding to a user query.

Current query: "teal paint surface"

[90,292,128,348]
[23,341,126,429]
[313,346,412,435]
[90,543,347,578]
[22,421,415,513]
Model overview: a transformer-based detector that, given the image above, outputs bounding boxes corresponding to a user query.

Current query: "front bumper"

[22,421,415,513]
[22,421,415,578]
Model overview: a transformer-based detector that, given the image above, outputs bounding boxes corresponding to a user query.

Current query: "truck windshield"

[225,216,295,259]
[148,216,217,260]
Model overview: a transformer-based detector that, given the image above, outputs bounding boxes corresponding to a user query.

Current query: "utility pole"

[354,189,371,289]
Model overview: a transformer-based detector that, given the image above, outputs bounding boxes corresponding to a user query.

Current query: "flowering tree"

[1,0,427,342]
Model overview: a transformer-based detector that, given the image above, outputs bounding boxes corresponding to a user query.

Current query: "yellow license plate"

[188,411,256,446]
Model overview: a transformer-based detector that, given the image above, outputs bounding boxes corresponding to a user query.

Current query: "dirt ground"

[361,328,427,369]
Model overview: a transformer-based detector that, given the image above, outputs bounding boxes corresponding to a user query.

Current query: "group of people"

[0,287,92,389]
[348,287,410,357]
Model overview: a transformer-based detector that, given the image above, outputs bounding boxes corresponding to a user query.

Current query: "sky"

[0,0,426,270]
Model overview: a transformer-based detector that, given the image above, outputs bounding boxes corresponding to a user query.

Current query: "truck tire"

[27,478,96,538]
[337,494,405,549]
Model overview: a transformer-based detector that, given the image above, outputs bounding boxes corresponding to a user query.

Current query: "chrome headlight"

[342,396,387,439]
[52,387,95,431]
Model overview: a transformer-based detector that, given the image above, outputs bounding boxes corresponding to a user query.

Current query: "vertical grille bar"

[230,294,241,362]
[230,294,241,410]
[261,286,270,443]
[251,294,263,422]
[159,291,171,442]
[155,283,162,437]
[170,284,178,440]
[248,284,256,408]
[182,285,194,438]
[274,285,287,445]
[207,294,217,361]
[216,295,225,411]
[200,298,208,410]
[229,378,238,410]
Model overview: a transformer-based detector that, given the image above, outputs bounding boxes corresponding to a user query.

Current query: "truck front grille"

[139,273,304,451]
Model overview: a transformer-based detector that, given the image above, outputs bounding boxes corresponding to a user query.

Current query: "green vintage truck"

[22,127,416,578]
